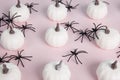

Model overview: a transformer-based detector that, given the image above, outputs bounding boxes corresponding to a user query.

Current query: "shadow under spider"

[62,49,88,64]
[8,49,32,67]
[75,28,94,43]
[61,21,79,33]
[16,22,36,37]
[65,0,79,12]
[25,2,39,14]
[2,12,21,28]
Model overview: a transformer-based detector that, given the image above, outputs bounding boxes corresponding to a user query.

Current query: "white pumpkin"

[86,0,108,19]
[47,2,67,21]
[42,61,71,80]
[0,28,25,50]
[0,63,21,80]
[95,27,120,49]
[96,60,120,80]
[9,0,30,22]
[45,23,68,47]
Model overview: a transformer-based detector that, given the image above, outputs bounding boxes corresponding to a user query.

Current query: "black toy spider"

[89,23,107,39]
[62,49,88,64]
[65,0,79,12]
[25,2,39,14]
[61,21,79,33]
[75,28,93,43]
[16,22,36,37]
[2,12,21,28]
[8,50,32,67]
[0,53,10,63]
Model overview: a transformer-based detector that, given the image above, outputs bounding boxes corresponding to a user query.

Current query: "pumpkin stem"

[55,23,60,32]
[55,0,60,7]
[95,0,99,5]
[55,60,63,70]
[2,64,9,74]
[9,26,15,34]
[111,60,117,70]
[16,0,21,8]
[105,27,110,34]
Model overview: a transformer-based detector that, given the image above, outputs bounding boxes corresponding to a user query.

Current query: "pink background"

[0,0,120,80]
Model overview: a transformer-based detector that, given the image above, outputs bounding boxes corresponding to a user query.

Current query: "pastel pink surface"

[0,0,120,80]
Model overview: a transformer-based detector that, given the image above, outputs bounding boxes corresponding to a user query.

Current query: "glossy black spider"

[0,53,10,63]
[89,23,108,39]
[2,12,21,28]
[65,0,79,12]
[25,2,39,14]
[61,21,79,33]
[62,49,88,64]
[16,22,36,37]
[8,50,32,67]
[75,28,93,43]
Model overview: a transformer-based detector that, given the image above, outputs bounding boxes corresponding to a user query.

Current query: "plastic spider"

[8,50,32,67]
[25,2,39,14]
[75,28,93,43]
[2,12,21,28]
[61,21,79,33]
[65,0,79,12]
[62,49,88,64]
[16,22,36,37]
[89,23,107,39]
[0,53,10,63]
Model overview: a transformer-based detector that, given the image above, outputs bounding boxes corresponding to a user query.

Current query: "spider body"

[16,22,36,37]
[25,2,39,14]
[2,12,21,28]
[9,50,32,67]
[61,21,79,33]
[65,0,79,12]
[75,28,93,43]
[63,49,88,64]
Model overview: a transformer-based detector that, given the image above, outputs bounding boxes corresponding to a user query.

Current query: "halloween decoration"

[0,53,10,63]
[61,21,79,33]
[0,63,21,80]
[95,27,120,49]
[0,25,25,50]
[9,0,30,22]
[42,60,71,80]
[63,49,88,64]
[25,2,39,14]
[47,0,67,21]
[45,23,68,47]
[8,50,32,67]
[86,0,108,19]
[96,60,120,80]
[16,22,36,37]
[75,28,93,43]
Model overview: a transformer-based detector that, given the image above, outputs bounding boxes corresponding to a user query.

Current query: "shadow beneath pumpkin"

[88,62,99,80]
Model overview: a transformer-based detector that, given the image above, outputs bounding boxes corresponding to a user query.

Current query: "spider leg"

[75,35,82,41]
[95,32,99,39]
[31,8,38,12]
[23,30,26,37]
[117,55,120,58]
[69,0,72,5]
[73,4,79,8]
[81,35,84,43]
[76,56,82,64]
[116,51,120,53]
[2,53,7,59]
[64,26,69,31]
[74,56,78,64]
[29,28,36,32]
[62,54,72,57]
[22,57,32,61]
[19,59,25,67]
[67,55,73,62]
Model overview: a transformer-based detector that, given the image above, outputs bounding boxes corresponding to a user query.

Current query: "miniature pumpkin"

[96,60,120,80]
[9,0,30,22]
[42,61,71,80]
[0,27,24,50]
[47,1,67,21]
[95,27,120,49]
[0,63,21,80]
[45,23,68,47]
[86,0,108,19]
